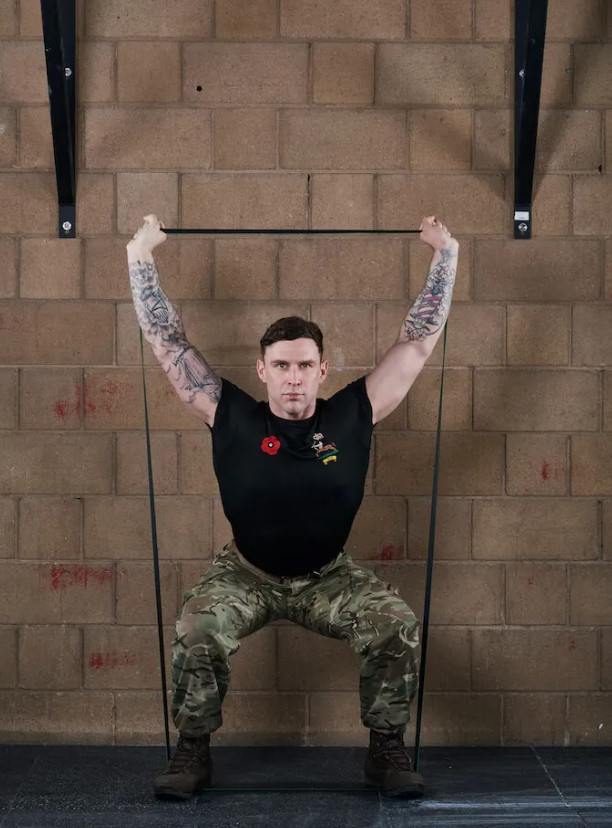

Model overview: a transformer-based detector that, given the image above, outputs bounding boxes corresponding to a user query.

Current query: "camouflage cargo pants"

[171,540,420,737]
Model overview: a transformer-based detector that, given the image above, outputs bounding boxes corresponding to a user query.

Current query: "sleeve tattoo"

[402,246,456,342]
[129,260,221,404]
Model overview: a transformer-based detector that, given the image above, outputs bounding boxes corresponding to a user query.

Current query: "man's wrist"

[126,241,154,262]
[439,238,459,252]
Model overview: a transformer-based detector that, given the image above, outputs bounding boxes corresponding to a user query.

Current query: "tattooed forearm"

[402,246,457,342]
[128,260,186,349]
[128,257,221,405]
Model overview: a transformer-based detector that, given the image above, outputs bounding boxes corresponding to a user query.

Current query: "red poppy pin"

[261,435,281,456]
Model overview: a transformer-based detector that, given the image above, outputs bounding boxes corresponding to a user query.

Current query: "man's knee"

[367,614,420,653]
[175,608,226,651]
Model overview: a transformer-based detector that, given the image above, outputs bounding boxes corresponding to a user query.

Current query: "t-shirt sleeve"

[209,378,259,447]
[326,376,374,446]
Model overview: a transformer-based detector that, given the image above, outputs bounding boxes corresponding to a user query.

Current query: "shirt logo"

[312,432,339,465]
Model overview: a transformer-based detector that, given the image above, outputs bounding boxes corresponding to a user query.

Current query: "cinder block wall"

[0,0,611,746]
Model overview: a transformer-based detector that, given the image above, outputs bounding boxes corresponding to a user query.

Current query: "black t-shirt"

[209,377,374,576]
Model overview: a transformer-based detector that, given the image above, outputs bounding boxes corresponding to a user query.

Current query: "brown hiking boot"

[364,729,425,797]
[153,734,212,800]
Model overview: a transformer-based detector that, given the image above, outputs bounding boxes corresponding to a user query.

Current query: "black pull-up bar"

[164,228,420,235]
[41,2,548,241]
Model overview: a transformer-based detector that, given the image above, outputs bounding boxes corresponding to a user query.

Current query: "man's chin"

[279,397,309,417]
[283,400,303,412]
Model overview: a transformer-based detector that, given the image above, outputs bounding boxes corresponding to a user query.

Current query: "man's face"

[256,338,328,420]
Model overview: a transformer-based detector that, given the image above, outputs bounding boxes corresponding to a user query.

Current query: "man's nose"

[288,369,302,385]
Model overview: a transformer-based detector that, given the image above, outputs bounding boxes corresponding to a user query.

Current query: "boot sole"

[154,777,212,801]
[364,776,424,798]
[154,787,194,801]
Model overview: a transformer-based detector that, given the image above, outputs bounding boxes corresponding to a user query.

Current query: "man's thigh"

[178,550,281,642]
[290,555,419,643]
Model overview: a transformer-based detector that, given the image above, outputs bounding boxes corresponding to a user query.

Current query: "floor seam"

[530,746,589,828]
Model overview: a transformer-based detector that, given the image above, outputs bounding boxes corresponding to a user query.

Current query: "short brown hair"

[260,316,323,357]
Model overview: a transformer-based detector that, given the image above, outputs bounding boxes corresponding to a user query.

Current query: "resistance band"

[139,278,447,781]
[413,324,447,772]
[139,329,171,762]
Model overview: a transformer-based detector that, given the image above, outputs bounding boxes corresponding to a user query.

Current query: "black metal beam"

[41,0,76,238]
[164,228,420,235]
[514,0,548,239]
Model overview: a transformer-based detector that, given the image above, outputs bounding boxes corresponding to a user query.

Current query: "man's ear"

[319,359,329,382]
[256,358,267,383]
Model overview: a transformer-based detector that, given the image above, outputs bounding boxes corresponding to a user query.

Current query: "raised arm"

[126,214,221,427]
[365,215,458,425]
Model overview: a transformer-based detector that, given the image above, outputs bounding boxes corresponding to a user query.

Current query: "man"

[126,214,458,801]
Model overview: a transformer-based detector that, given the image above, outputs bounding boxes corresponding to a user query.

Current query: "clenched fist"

[127,214,167,256]
[419,216,458,251]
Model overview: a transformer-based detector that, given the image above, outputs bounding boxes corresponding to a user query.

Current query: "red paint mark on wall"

[88,652,137,670]
[101,380,119,396]
[83,378,135,418]
[83,380,98,416]
[89,652,104,670]
[541,462,550,481]
[52,381,83,420]
[527,577,534,586]
[50,564,113,591]
[569,638,577,651]
[96,381,116,415]
[54,400,70,419]
[380,544,403,561]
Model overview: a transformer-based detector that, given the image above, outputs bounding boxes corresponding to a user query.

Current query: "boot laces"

[376,734,415,771]
[167,736,208,775]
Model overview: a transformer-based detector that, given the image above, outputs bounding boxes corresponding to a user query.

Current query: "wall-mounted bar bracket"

[41,0,76,239]
[514,0,548,240]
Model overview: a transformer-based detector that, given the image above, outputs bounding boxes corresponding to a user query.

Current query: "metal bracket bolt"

[62,221,72,233]
[64,67,72,77]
